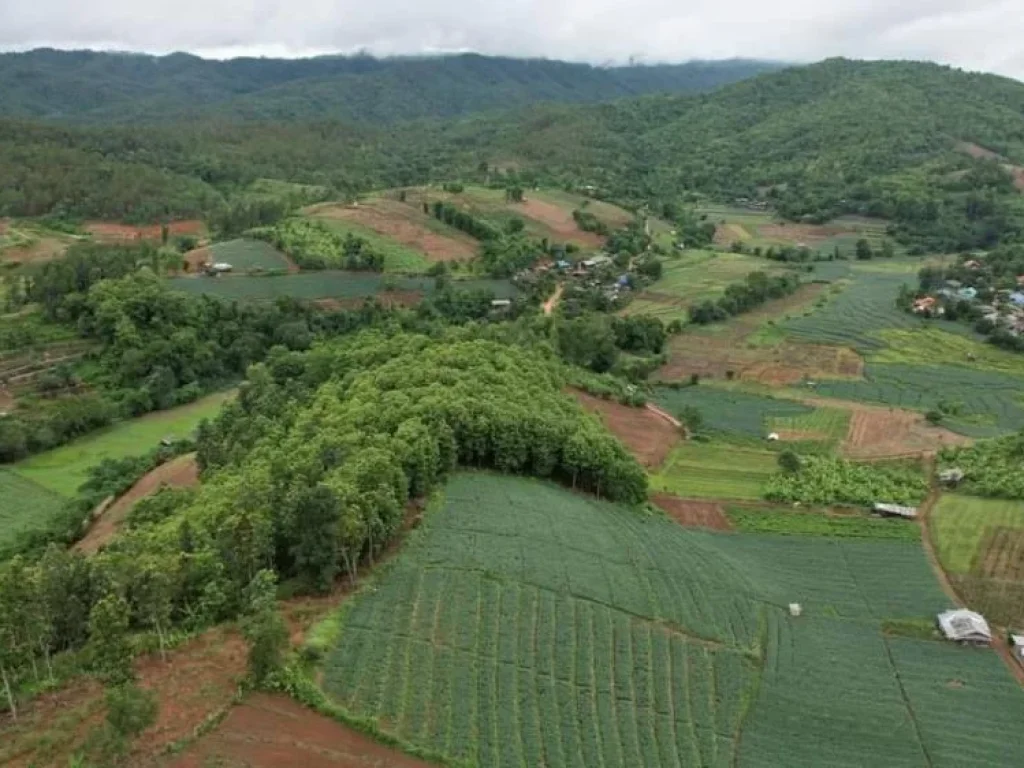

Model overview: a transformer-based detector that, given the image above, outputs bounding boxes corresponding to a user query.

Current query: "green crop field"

[653,385,813,438]
[0,469,67,552]
[206,238,291,271]
[725,506,920,540]
[313,216,432,272]
[768,406,850,442]
[930,493,1024,626]
[872,327,1024,376]
[815,363,1024,437]
[167,273,517,302]
[13,390,233,497]
[624,250,789,322]
[651,441,779,500]
[312,473,1023,767]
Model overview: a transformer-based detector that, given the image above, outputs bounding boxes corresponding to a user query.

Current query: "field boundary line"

[880,636,935,768]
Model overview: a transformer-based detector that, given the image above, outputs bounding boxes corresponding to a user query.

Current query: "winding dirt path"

[542,283,564,316]
[645,402,682,428]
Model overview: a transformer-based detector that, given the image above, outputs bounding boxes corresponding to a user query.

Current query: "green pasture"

[206,238,291,271]
[167,272,517,302]
[311,473,1022,768]
[13,390,233,497]
[932,494,1024,574]
[653,385,813,438]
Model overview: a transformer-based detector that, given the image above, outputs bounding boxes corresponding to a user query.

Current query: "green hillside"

[0,50,780,122]
[317,473,1024,767]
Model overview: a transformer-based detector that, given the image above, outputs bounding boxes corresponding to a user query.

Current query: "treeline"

[253,219,384,271]
[429,201,499,241]
[689,271,801,324]
[0,331,647,718]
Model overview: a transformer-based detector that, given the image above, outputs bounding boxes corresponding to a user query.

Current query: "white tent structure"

[937,609,992,645]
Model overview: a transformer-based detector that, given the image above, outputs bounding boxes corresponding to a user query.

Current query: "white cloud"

[0,0,1020,80]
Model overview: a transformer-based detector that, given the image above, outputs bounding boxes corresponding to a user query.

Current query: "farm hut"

[766,432,780,442]
[913,297,937,313]
[964,259,982,269]
[937,609,992,646]
[207,262,233,274]
[1011,635,1024,663]
[788,603,802,617]
[490,299,512,309]
[938,468,965,486]
[872,503,917,519]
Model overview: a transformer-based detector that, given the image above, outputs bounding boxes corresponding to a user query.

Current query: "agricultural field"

[401,185,636,248]
[652,385,813,439]
[0,468,68,553]
[202,238,293,271]
[931,494,1024,626]
[167,272,517,302]
[651,440,779,500]
[0,220,80,264]
[724,505,920,540]
[699,204,897,255]
[311,473,1023,767]
[12,390,233,497]
[623,250,791,323]
[763,455,928,507]
[307,198,477,271]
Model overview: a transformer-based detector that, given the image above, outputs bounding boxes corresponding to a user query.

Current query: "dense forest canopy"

[0,50,782,123]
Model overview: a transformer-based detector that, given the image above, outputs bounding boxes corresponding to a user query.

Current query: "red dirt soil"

[315,290,424,312]
[169,694,437,768]
[518,198,604,248]
[835,401,968,459]
[308,201,477,262]
[0,627,246,768]
[652,493,732,530]
[85,220,205,243]
[572,390,680,468]
[75,454,199,555]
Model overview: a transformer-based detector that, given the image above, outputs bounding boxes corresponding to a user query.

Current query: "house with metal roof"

[872,503,917,519]
[937,609,992,645]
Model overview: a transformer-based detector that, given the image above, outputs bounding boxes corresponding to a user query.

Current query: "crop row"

[0,469,68,552]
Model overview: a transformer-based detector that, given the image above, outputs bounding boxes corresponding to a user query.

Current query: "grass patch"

[653,385,813,438]
[207,238,291,271]
[931,494,1024,574]
[881,617,943,640]
[13,390,233,496]
[725,505,920,539]
[651,440,778,500]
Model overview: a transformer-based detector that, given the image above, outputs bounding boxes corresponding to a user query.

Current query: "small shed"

[766,432,780,442]
[873,503,918,519]
[937,609,992,645]
[1011,634,1024,663]
[788,603,802,617]
[490,299,512,309]
[938,468,965,486]
[210,262,233,273]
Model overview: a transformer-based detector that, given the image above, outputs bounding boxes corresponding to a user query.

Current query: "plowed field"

[572,390,679,467]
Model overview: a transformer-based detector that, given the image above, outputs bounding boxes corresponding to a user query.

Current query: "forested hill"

[3,57,1024,250]
[0,49,781,123]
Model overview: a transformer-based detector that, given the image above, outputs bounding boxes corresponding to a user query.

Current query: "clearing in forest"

[700,204,894,253]
[310,473,1024,768]
[652,493,732,530]
[572,390,679,468]
[306,198,478,267]
[13,390,233,497]
[84,220,205,243]
[0,627,245,768]
[651,440,779,500]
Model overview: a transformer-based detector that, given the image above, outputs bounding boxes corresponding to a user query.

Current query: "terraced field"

[313,473,1024,768]
[699,205,896,254]
[650,441,780,500]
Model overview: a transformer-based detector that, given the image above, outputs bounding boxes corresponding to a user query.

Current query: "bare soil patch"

[169,693,437,768]
[0,627,245,768]
[572,390,680,468]
[75,454,199,555]
[519,198,603,247]
[310,201,477,262]
[2,237,70,264]
[182,246,211,274]
[85,220,204,243]
[799,397,968,459]
[652,493,731,530]
[315,290,424,313]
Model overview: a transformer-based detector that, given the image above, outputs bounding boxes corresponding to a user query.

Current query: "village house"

[937,609,992,645]
[913,296,937,313]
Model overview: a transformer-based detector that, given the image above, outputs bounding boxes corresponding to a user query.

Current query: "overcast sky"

[0,0,1021,80]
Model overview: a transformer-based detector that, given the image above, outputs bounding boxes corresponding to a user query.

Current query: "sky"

[0,0,1021,81]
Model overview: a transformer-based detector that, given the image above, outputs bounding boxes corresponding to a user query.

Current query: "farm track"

[917,483,1024,687]
[542,283,563,316]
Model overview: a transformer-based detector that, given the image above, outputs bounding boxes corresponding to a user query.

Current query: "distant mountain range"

[0,49,785,123]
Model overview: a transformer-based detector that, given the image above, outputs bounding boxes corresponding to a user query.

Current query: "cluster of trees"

[254,219,384,271]
[556,313,666,376]
[572,208,610,236]
[429,201,499,241]
[689,271,801,324]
